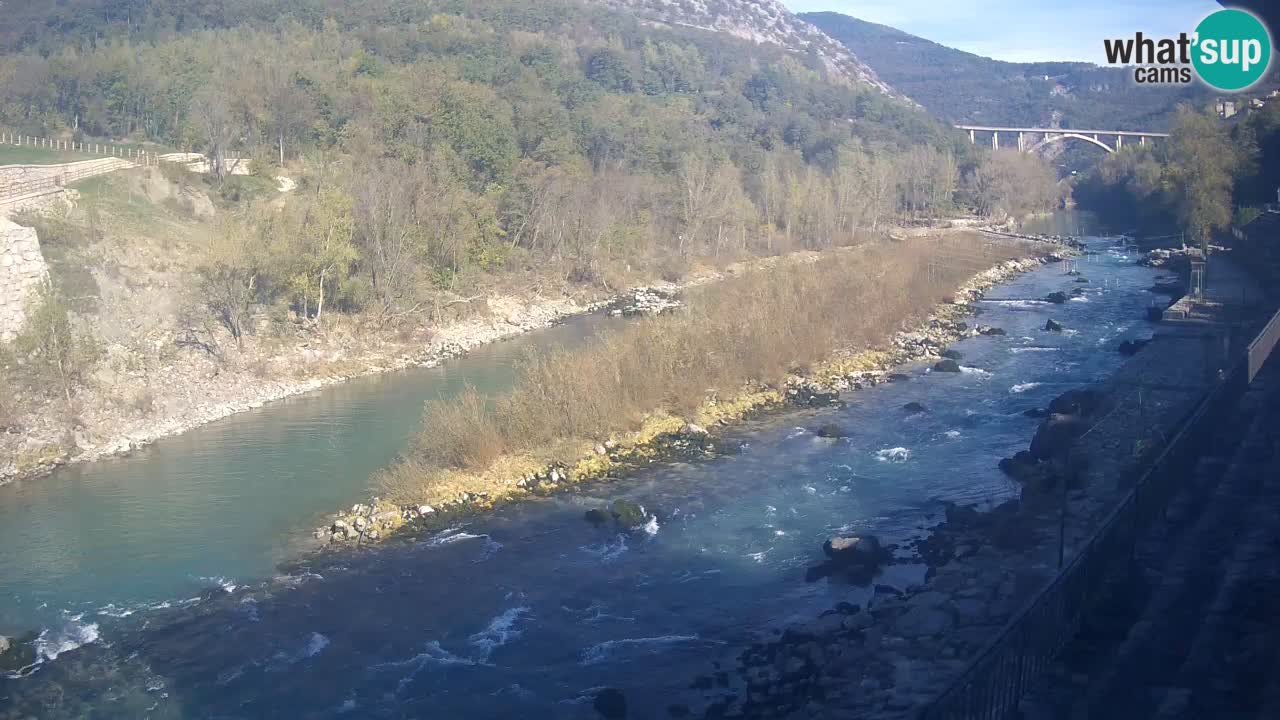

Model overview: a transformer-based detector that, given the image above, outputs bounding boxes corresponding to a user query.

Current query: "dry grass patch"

[381,233,1034,503]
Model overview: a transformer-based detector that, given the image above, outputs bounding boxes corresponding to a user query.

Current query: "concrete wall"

[0,216,50,343]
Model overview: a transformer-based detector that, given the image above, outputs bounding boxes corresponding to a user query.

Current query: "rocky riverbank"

[666,275,1254,719]
[0,244,862,486]
[320,249,1071,546]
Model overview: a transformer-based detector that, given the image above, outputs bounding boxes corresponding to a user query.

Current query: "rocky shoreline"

[666,259,1243,720]
[320,246,1075,546]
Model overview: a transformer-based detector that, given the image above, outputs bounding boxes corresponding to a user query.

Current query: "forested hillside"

[803,11,1211,130]
[0,0,1059,321]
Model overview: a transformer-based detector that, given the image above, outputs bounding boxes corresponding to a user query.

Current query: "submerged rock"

[940,349,963,361]
[594,688,628,719]
[1044,319,1063,332]
[932,359,962,373]
[1075,276,1090,283]
[1118,339,1151,356]
[1146,306,1166,322]
[584,509,612,527]
[1046,291,1068,304]
[977,326,1007,336]
[1023,407,1049,419]
[814,423,850,439]
[903,402,927,414]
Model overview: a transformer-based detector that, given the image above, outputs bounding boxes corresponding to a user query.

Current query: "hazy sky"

[782,0,1226,64]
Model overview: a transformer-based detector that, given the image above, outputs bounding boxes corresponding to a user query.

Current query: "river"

[1,214,1165,718]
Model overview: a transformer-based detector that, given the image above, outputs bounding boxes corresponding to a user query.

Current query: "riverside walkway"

[1017,352,1280,720]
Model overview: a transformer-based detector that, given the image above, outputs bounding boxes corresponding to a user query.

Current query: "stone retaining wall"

[0,216,49,342]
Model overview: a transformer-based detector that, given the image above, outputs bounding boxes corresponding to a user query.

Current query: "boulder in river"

[821,534,891,585]
[903,402,927,414]
[584,509,612,527]
[1118,339,1151,356]
[594,688,627,719]
[933,359,962,373]
[1046,291,1068,304]
[1048,388,1102,417]
[1029,414,1087,461]
[0,632,37,674]
[814,423,850,439]
[940,349,963,360]
[887,373,911,383]
[611,500,648,529]
[1044,319,1063,332]
[1075,277,1090,283]
[978,326,1007,336]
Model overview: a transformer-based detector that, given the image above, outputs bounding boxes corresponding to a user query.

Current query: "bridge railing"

[916,305,1280,720]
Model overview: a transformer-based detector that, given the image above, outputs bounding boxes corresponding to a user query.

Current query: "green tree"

[15,284,96,407]
[1166,106,1243,249]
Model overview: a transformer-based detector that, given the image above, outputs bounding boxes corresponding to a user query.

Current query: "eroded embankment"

[322,235,1073,545]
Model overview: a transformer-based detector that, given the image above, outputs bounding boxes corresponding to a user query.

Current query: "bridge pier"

[1018,132,1025,151]
[992,132,999,150]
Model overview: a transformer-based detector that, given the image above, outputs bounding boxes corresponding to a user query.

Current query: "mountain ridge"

[802,10,1210,131]
[599,0,896,94]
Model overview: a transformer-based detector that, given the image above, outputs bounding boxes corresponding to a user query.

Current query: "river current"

[1,216,1165,718]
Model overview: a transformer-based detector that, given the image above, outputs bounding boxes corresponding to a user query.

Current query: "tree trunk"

[317,268,328,325]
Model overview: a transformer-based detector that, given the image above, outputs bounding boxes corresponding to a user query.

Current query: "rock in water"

[611,499,647,529]
[824,534,883,562]
[1076,277,1090,283]
[933,359,962,373]
[1044,319,1063,332]
[1118,339,1151,356]
[814,423,850,439]
[0,632,36,673]
[1146,306,1165,322]
[1029,414,1087,461]
[1048,388,1102,417]
[941,349,963,360]
[903,402,927,414]
[1045,291,1068,304]
[584,509,611,527]
[594,688,627,719]
[1023,407,1049,419]
[978,326,1007,336]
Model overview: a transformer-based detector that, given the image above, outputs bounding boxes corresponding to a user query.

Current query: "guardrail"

[0,158,141,204]
[1249,308,1280,383]
[916,312,1276,719]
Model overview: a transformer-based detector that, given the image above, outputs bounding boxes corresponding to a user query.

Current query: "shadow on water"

[2,222,1168,719]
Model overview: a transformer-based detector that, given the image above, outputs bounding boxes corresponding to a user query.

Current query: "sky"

[782,0,1226,64]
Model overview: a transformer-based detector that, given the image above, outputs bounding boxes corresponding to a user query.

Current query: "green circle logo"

[1193,9,1272,91]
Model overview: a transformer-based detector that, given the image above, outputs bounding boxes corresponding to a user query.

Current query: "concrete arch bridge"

[956,125,1170,154]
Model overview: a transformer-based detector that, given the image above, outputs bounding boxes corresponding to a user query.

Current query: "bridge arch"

[1028,133,1115,154]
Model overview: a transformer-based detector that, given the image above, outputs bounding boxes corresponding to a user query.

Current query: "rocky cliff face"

[0,216,49,343]
[595,0,896,95]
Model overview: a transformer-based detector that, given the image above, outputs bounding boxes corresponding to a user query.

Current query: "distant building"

[1217,99,1238,118]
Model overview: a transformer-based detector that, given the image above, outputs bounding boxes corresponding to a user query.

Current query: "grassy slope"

[0,145,100,165]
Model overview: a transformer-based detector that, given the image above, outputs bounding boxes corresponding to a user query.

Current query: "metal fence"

[917,331,1264,720]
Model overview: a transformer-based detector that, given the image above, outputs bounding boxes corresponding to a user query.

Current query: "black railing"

[918,357,1251,720]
